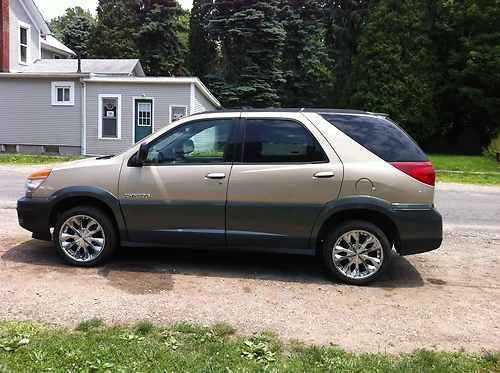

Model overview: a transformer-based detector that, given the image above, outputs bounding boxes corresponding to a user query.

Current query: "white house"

[0,0,221,156]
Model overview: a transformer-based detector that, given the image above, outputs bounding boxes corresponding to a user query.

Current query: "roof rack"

[197,108,376,115]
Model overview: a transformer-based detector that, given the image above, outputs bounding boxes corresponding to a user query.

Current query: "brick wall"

[0,0,9,72]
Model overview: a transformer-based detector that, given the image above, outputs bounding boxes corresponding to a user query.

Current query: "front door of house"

[135,99,153,142]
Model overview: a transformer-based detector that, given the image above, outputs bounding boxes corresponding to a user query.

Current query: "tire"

[321,220,392,285]
[53,206,117,267]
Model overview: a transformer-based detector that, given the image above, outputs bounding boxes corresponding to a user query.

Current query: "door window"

[146,119,233,165]
[243,119,327,163]
[137,102,152,127]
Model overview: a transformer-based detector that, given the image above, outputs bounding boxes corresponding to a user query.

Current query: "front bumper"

[392,204,443,256]
[17,197,52,241]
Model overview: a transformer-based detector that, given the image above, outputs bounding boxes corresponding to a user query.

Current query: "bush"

[484,132,500,159]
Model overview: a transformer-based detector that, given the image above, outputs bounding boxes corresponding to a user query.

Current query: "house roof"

[14,59,145,76]
[40,35,76,56]
[83,76,222,108]
[19,0,51,35]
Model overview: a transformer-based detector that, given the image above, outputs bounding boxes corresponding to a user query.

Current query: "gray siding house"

[0,0,221,156]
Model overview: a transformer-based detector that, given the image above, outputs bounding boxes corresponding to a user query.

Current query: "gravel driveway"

[0,165,499,353]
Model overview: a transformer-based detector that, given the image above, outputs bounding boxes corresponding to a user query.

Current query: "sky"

[33,0,193,20]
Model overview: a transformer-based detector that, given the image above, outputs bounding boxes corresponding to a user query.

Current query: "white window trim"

[132,97,155,143]
[51,81,75,106]
[98,94,122,140]
[18,21,31,65]
[169,105,188,124]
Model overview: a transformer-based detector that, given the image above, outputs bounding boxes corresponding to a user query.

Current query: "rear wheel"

[321,220,392,285]
[53,206,117,267]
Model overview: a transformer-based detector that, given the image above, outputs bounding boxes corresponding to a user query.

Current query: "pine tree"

[325,0,372,106]
[189,0,217,77]
[351,0,439,143]
[135,0,187,76]
[90,0,140,59]
[280,0,332,107]
[208,0,286,108]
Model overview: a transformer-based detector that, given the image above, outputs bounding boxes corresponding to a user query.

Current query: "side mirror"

[137,142,150,163]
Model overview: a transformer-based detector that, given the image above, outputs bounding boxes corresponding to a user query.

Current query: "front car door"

[226,112,344,253]
[120,114,239,247]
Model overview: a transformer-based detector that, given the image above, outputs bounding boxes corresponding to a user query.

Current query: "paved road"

[2,165,499,230]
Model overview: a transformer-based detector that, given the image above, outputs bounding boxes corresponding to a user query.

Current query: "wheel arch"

[48,187,127,241]
[311,197,401,254]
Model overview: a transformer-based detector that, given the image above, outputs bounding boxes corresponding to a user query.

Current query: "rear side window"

[243,119,327,163]
[321,114,428,162]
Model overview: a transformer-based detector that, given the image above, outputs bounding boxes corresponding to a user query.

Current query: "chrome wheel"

[59,215,105,262]
[332,230,384,280]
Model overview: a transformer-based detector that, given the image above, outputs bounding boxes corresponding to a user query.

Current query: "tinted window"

[321,114,427,162]
[146,119,233,165]
[243,119,327,163]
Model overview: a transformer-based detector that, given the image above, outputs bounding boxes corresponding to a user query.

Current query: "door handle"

[206,173,226,180]
[314,171,335,179]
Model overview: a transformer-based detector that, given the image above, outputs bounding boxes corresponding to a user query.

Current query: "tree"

[89,0,140,59]
[135,0,187,76]
[325,0,372,106]
[433,0,500,152]
[279,0,332,107]
[350,0,439,143]
[189,0,218,78]
[208,0,286,108]
[49,7,95,58]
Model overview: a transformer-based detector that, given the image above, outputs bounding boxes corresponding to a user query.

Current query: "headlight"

[25,168,52,196]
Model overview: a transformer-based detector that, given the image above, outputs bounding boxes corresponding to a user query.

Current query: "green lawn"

[0,321,498,372]
[0,154,86,165]
[429,154,500,185]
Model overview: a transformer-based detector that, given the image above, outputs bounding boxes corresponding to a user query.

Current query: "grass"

[429,154,500,185]
[0,153,85,165]
[0,321,498,372]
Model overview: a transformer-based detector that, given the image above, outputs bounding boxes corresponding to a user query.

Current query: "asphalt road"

[1,165,499,230]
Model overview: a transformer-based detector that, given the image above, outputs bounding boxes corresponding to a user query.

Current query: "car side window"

[146,119,233,165]
[243,119,327,163]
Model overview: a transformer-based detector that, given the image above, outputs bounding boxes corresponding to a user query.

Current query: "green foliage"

[0,154,86,165]
[434,0,500,148]
[134,320,154,335]
[135,0,187,76]
[89,0,140,59]
[351,0,439,143]
[188,0,218,77]
[279,0,333,107]
[208,0,286,107]
[484,132,500,158]
[75,319,104,332]
[0,321,499,372]
[49,7,95,58]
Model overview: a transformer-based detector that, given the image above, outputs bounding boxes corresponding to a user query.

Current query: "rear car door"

[119,115,239,247]
[226,112,344,252]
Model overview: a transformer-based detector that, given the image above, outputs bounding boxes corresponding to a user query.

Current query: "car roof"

[198,108,388,116]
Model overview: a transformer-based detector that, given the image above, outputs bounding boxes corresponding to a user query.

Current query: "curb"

[0,201,16,209]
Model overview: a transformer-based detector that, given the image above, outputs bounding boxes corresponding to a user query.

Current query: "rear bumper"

[392,204,443,256]
[17,197,52,241]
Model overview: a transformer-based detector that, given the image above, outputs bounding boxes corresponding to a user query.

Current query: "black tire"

[53,206,117,267]
[321,220,392,285]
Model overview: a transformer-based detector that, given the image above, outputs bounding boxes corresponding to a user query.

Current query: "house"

[0,0,221,156]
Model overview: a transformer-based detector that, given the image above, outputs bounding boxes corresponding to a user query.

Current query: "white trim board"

[18,21,31,65]
[98,94,122,140]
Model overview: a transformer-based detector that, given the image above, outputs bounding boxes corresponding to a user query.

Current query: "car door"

[226,112,343,252]
[119,115,239,248]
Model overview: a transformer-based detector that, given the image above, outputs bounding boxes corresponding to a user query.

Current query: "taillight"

[390,162,436,186]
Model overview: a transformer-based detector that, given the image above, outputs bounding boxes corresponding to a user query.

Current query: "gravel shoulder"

[0,206,499,354]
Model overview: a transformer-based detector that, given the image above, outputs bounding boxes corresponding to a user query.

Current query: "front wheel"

[53,206,117,267]
[321,220,392,285]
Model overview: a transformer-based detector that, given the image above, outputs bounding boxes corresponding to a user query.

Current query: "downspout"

[81,80,87,155]
[190,83,195,115]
